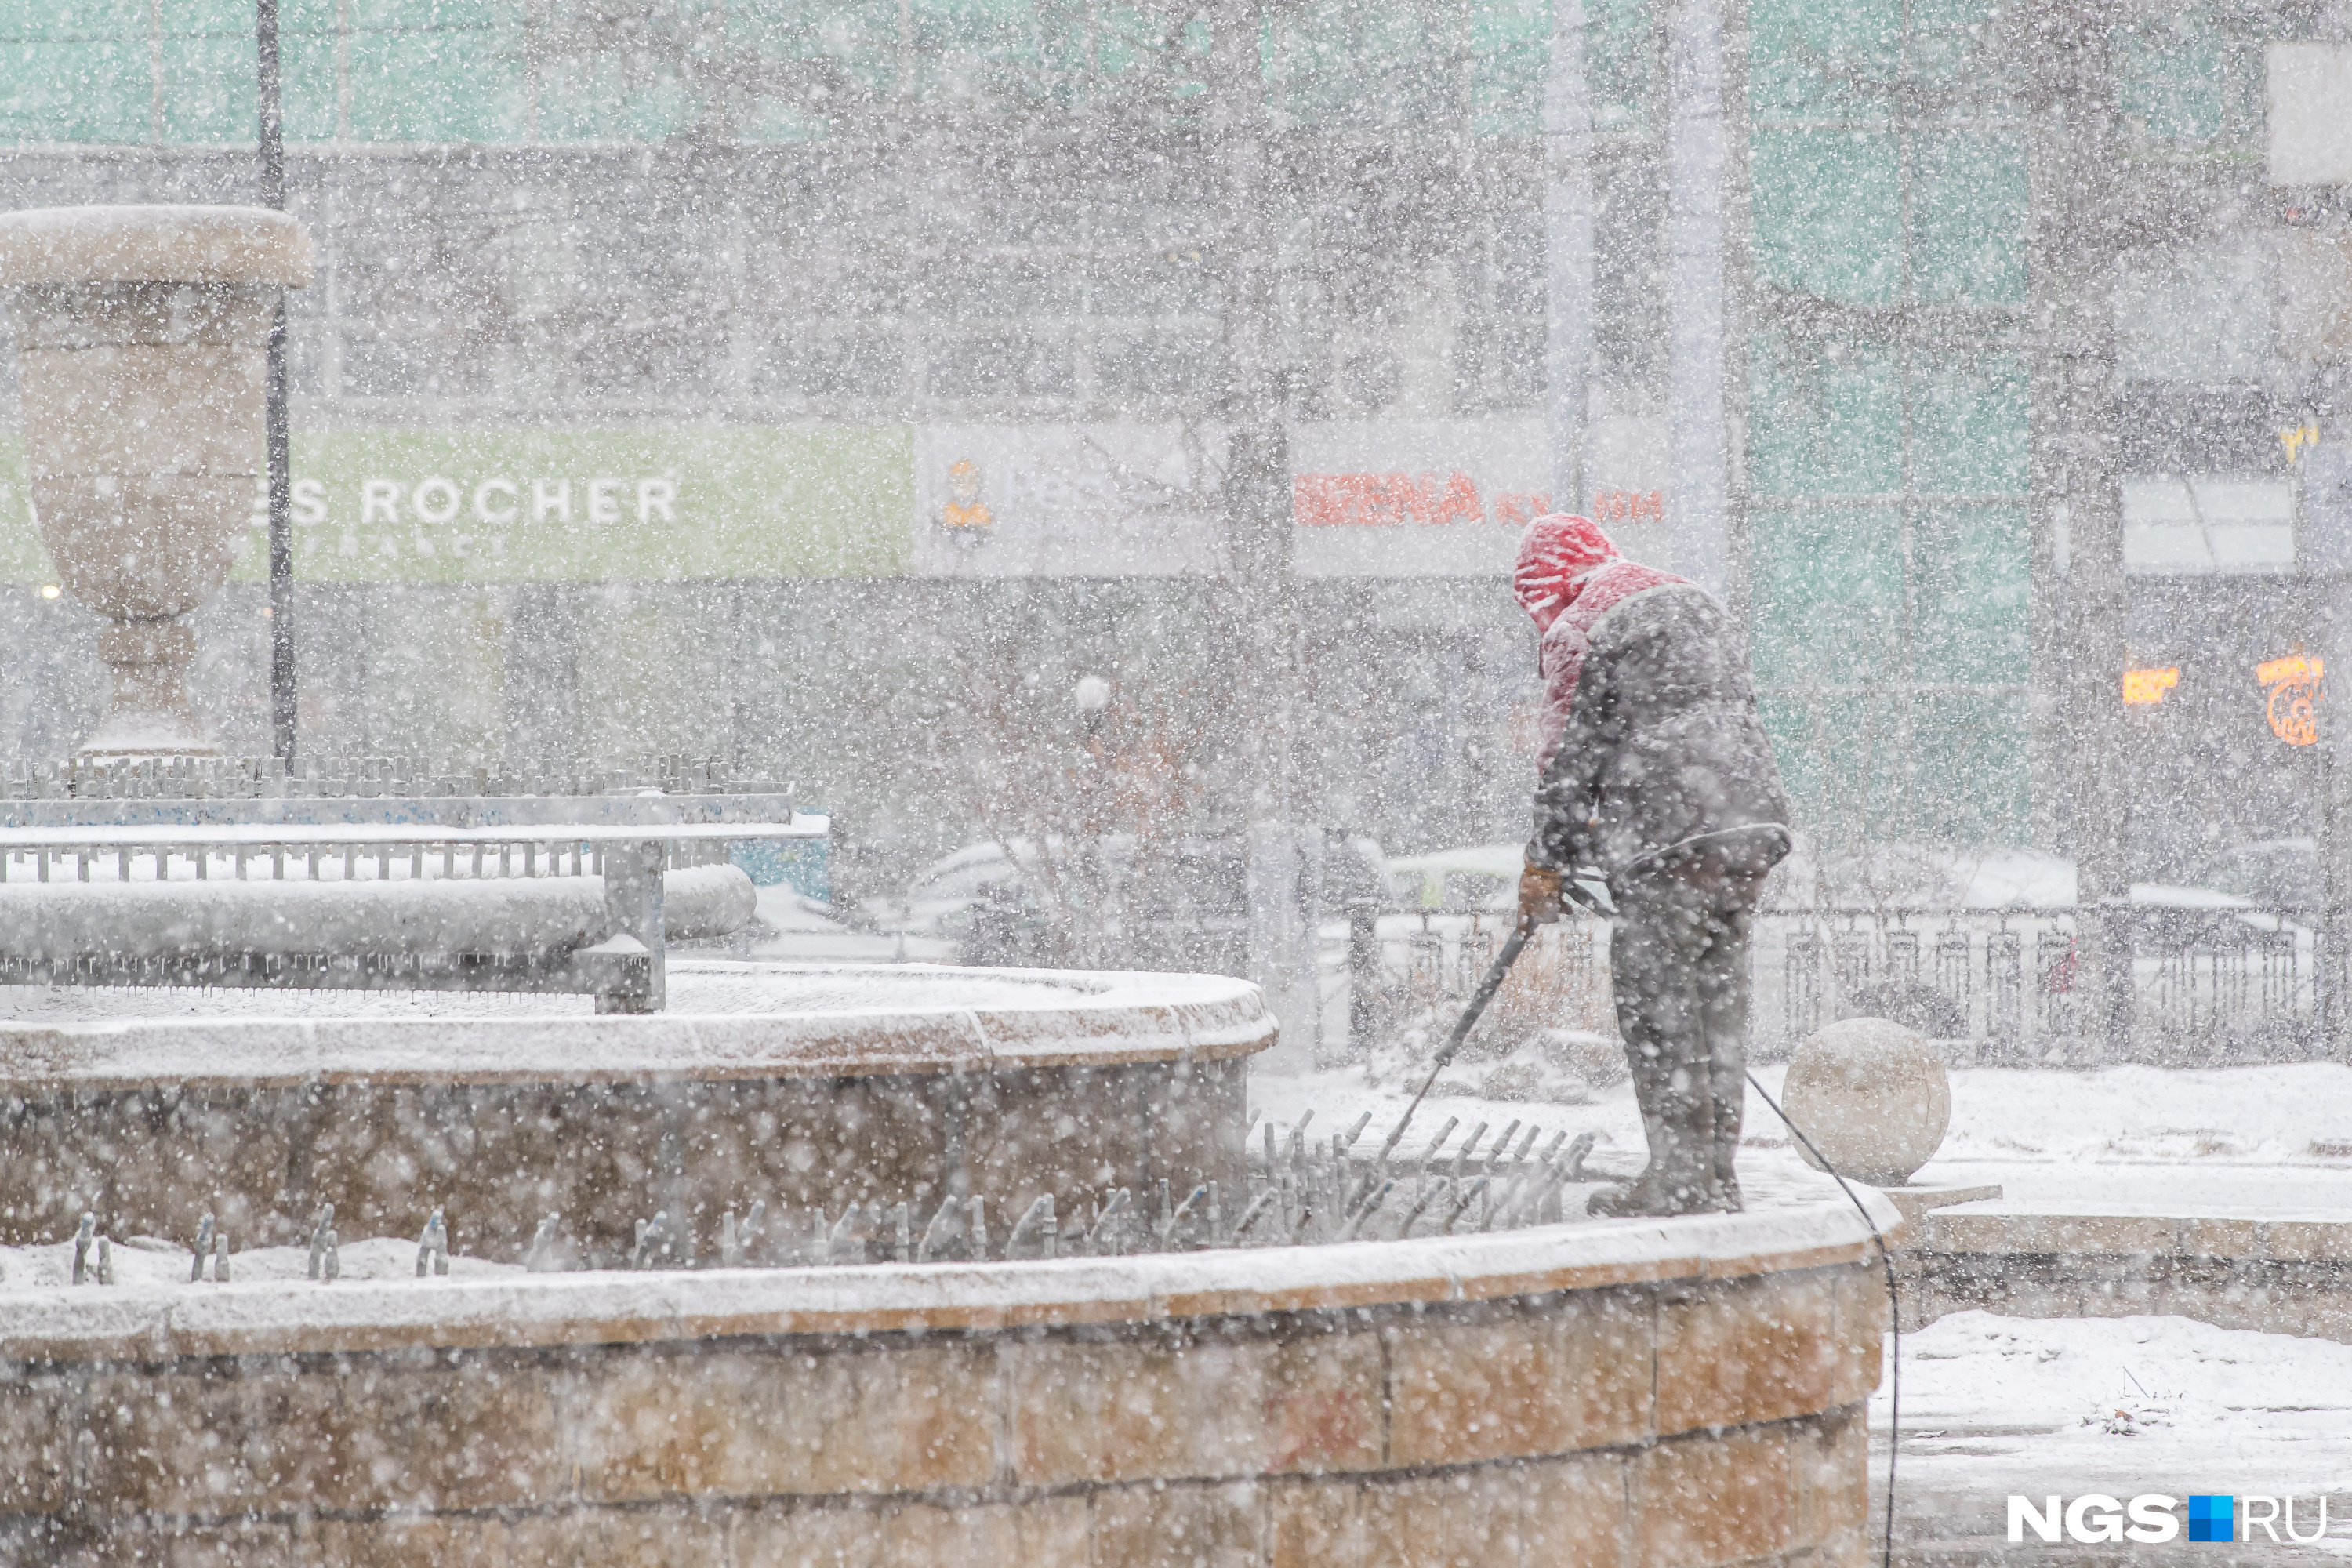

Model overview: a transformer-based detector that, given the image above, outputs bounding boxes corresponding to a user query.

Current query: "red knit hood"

[1512,513,1620,633]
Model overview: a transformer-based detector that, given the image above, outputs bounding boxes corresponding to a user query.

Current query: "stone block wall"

[1896,1210,2352,1341]
[0,968,1267,1262]
[0,1250,1884,1567]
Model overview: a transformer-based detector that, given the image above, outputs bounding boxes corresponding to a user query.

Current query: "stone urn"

[0,205,314,756]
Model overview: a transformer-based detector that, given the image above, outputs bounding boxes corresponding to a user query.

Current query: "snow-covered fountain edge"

[0,1193,1898,1565]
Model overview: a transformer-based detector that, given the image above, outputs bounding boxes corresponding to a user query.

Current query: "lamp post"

[1074,675,1112,964]
[1209,0,1319,1066]
[258,0,296,763]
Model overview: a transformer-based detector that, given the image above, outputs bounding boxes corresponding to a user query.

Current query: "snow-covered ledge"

[0,1196,1896,1567]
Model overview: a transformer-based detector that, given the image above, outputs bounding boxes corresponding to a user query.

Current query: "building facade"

[0,0,2342,888]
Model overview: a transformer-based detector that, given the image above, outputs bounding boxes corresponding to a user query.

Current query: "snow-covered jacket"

[1514,514,1791,880]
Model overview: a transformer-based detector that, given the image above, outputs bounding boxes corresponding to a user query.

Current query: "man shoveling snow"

[1512,514,1791,1217]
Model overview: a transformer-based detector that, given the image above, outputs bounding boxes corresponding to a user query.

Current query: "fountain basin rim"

[0,962,1277,1087]
[0,1196,1902,1366]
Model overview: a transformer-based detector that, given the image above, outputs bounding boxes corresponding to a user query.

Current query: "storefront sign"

[0,426,914,584]
[2,419,1605,585]
[2258,654,2322,746]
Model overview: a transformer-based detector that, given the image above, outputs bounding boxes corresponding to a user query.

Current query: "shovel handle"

[1370,924,1533,1170]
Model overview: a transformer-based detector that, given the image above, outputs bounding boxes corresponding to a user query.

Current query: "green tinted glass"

[1749,332,1903,498]
[1909,688,2028,844]
[1908,347,2027,495]
[1749,505,1903,688]
[1584,0,1654,130]
[1751,128,1901,305]
[347,25,527,142]
[1907,0,2006,85]
[1911,128,2024,304]
[1276,0,1449,132]
[1468,0,1547,137]
[1755,688,1909,837]
[282,30,339,141]
[162,0,254,35]
[0,0,147,38]
[2116,16,2223,143]
[350,0,518,26]
[1748,0,1897,121]
[539,49,702,141]
[1912,505,2028,685]
[909,0,1050,102]
[0,37,149,142]
[161,31,255,143]
[731,0,899,108]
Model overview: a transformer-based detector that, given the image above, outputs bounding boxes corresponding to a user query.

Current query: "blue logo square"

[2188,1495,2234,1543]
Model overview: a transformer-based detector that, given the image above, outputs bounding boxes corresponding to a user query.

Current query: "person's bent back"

[1512,514,1791,1216]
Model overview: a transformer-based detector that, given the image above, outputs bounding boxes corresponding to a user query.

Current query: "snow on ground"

[1878,1312,2352,1552]
[1909,1061,2352,1218]
[1251,1058,2352,1219]
[744,885,959,964]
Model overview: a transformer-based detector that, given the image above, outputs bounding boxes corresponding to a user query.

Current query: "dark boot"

[1588,1047,1718,1217]
[1697,886,1761,1214]
[1708,1088,1744,1212]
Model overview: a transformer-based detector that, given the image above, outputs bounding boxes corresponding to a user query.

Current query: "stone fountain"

[0,204,313,756]
[0,208,1890,1567]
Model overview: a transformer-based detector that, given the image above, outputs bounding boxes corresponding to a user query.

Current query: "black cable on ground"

[1744,1069,1900,1568]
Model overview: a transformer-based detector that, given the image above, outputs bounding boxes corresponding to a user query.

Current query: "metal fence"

[1347,902,2333,1066]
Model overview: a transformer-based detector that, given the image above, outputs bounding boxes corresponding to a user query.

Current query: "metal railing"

[1341,900,2332,1066]
[0,753,822,1013]
[1754,905,2326,1062]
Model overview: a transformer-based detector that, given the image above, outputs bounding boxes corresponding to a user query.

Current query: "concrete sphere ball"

[1779,1017,1951,1186]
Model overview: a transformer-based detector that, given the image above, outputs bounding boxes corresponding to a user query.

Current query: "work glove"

[1516,863,1566,929]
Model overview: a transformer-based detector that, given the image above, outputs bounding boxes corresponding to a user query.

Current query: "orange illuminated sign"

[2257,655,2323,747]
[2257,655,2321,686]
[2121,667,2180,705]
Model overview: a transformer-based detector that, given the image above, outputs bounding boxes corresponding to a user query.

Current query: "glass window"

[1910,688,2028,844]
[0,37,149,143]
[539,48,702,142]
[346,27,528,143]
[1467,0,1547,137]
[1908,348,2027,496]
[281,30,339,141]
[1583,0,1656,132]
[1747,0,1898,122]
[1910,128,2024,305]
[910,0,1047,103]
[1276,0,1450,132]
[730,0,899,115]
[1756,688,1911,837]
[1749,505,1904,688]
[1912,505,2028,684]
[1749,332,1903,499]
[2115,11,2227,144]
[161,31,256,144]
[1751,128,1903,306]
[1907,0,2010,89]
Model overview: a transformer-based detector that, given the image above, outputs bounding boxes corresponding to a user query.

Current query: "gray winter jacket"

[1526,583,1791,883]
